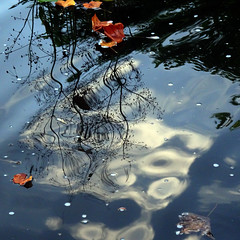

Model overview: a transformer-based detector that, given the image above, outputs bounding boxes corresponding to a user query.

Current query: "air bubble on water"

[58,233,62,236]
[16,77,21,81]
[82,214,87,218]
[9,125,13,128]
[229,173,234,177]
[213,163,219,168]
[164,138,168,141]
[230,166,235,169]
[105,202,109,206]
[4,44,7,46]
[176,231,181,235]
[169,22,173,25]
[196,103,202,106]
[177,224,183,228]
[149,51,155,55]
[151,32,155,35]
[31,153,36,156]
[164,178,169,183]
[64,202,71,207]
[54,88,59,91]
[3,155,8,159]
[9,211,15,215]
[64,72,69,76]
[195,28,201,32]
[168,82,173,86]
[177,100,182,104]
[21,150,24,153]
[193,152,196,155]
[81,219,89,224]
[226,54,231,58]
[110,173,117,177]
[194,14,198,18]
[4,174,8,177]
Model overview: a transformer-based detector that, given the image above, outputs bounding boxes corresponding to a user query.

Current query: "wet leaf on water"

[176,212,214,239]
[103,23,125,43]
[83,1,102,9]
[99,39,117,48]
[92,14,113,32]
[12,173,33,186]
[55,0,75,8]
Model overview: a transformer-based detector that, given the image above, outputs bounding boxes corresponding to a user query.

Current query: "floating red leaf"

[103,23,125,43]
[12,173,33,186]
[92,14,113,32]
[55,0,76,8]
[83,1,102,9]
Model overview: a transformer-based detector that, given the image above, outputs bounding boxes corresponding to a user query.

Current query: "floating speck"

[196,103,202,106]
[195,28,201,32]
[31,153,35,156]
[105,202,109,206]
[118,207,127,212]
[54,88,59,91]
[168,82,173,86]
[9,125,13,128]
[4,44,7,47]
[16,77,21,81]
[146,36,160,40]
[58,233,62,236]
[177,100,182,104]
[82,214,87,218]
[151,32,155,35]
[3,155,8,159]
[193,152,196,155]
[229,173,234,177]
[226,54,231,58]
[64,72,69,76]
[64,202,71,207]
[169,22,173,25]
[4,174,8,177]
[9,211,15,215]
[213,163,219,168]
[230,166,235,169]
[194,14,198,18]
[21,150,24,153]
[81,219,89,224]
[110,173,117,177]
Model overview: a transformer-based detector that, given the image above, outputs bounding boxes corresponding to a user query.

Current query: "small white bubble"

[168,82,173,86]
[169,22,173,25]
[64,202,71,207]
[195,28,201,32]
[105,202,109,206]
[54,88,59,91]
[164,179,169,183]
[4,174,8,177]
[194,14,198,18]
[110,173,117,177]
[16,77,22,81]
[21,150,24,153]
[64,72,69,76]
[226,54,231,58]
[230,166,235,169]
[4,43,7,46]
[9,211,15,215]
[58,233,62,236]
[229,173,234,177]
[81,219,89,224]
[213,163,219,168]
[3,155,8,159]
[9,125,13,128]
[176,231,181,235]
[177,224,183,228]
[196,103,202,106]
[31,153,35,156]
[82,214,87,218]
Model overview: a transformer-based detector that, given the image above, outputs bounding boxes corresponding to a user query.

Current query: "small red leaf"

[103,23,125,43]
[12,173,33,186]
[92,14,113,32]
[83,1,102,9]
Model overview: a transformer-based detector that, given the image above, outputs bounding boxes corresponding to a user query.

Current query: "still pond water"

[1,0,240,239]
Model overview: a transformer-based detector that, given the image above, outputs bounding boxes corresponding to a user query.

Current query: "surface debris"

[176,212,214,239]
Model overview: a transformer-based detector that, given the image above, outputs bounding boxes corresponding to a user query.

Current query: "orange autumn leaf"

[12,173,33,186]
[99,39,117,48]
[92,13,113,32]
[83,1,102,9]
[55,0,76,8]
[103,23,125,43]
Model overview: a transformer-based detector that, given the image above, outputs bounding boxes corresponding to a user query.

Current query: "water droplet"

[54,88,59,91]
[9,211,15,215]
[110,173,117,177]
[169,22,173,25]
[196,103,202,106]
[195,28,201,32]
[82,214,87,218]
[81,219,89,224]
[64,202,71,207]
[168,82,173,86]
[64,72,69,76]
[118,207,127,212]
[4,43,7,46]
[194,14,198,18]
[229,173,234,177]
[3,155,8,159]
[226,54,231,58]
[21,150,24,153]
[4,174,8,177]
[213,163,219,168]
[31,153,35,156]
[105,202,109,206]
[9,125,13,128]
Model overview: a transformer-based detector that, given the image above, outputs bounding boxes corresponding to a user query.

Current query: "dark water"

[1,0,240,239]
